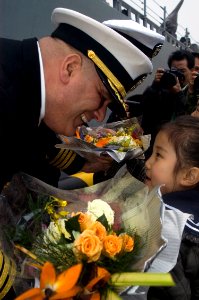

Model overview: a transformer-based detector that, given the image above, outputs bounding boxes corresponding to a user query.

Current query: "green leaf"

[64,215,81,236]
[110,272,175,287]
[97,214,109,230]
[102,288,122,300]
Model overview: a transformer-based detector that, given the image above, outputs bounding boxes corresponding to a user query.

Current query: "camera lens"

[159,71,177,89]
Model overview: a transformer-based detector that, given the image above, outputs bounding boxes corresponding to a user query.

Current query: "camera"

[159,67,185,89]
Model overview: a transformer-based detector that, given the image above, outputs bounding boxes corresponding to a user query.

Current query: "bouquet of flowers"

[57,118,151,162]
[0,169,175,300]
[14,197,174,300]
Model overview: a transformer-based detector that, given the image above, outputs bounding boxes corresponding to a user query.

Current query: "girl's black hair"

[160,115,199,175]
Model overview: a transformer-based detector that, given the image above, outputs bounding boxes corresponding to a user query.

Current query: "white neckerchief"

[37,41,46,125]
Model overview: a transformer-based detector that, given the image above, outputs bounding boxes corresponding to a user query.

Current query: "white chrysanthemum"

[44,221,61,244]
[57,219,71,239]
[87,199,114,226]
[44,219,71,244]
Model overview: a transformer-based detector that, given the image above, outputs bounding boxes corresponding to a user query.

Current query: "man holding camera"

[141,49,195,158]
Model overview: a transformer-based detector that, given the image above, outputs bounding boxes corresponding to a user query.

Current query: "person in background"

[192,52,199,72]
[141,49,195,158]
[186,51,199,114]
[0,7,163,192]
[145,115,199,300]
[191,99,199,118]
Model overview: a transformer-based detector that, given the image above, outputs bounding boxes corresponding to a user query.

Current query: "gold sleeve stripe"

[72,172,94,186]
[0,251,3,271]
[0,252,10,289]
[0,251,16,300]
[49,148,69,165]
[52,150,76,169]
[49,149,73,168]
[60,152,77,170]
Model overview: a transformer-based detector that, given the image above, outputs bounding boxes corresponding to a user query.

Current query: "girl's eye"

[155,152,161,158]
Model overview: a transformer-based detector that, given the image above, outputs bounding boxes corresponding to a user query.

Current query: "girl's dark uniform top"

[148,188,199,300]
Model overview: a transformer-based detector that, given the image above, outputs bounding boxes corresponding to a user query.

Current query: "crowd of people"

[0,6,199,300]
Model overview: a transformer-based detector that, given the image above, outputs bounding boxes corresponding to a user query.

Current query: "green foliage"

[6,193,51,249]
[33,235,78,272]
[97,214,110,231]
[64,215,81,239]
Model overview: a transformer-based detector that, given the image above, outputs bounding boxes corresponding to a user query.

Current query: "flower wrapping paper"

[0,168,165,270]
[0,167,188,298]
[56,118,151,162]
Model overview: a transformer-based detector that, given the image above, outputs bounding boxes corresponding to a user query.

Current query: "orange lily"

[85,266,111,300]
[15,262,82,300]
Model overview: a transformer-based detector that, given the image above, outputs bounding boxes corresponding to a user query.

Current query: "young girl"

[145,115,199,300]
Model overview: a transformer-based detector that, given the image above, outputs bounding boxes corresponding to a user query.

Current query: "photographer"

[141,49,195,158]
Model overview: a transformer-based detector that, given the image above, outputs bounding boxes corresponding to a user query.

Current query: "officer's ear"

[181,167,199,187]
[60,53,82,83]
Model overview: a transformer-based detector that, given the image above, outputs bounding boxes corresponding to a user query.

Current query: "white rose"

[87,199,114,226]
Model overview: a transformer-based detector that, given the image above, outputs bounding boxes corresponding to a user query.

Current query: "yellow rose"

[73,230,103,262]
[119,233,134,252]
[103,235,122,258]
[88,221,107,241]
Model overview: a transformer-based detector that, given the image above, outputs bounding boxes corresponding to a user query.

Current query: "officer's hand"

[81,155,113,173]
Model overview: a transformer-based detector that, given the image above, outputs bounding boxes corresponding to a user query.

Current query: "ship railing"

[112,0,187,49]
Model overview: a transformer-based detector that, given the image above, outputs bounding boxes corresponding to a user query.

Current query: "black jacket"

[0,37,85,191]
[148,189,199,300]
[141,82,186,158]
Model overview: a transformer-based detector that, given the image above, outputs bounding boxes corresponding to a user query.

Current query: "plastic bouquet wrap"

[0,168,176,300]
[57,118,151,162]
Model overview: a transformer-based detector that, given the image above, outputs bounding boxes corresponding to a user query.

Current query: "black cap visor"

[95,66,127,119]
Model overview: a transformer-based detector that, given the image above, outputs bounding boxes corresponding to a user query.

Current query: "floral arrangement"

[57,118,150,162]
[14,198,174,300]
[75,123,143,151]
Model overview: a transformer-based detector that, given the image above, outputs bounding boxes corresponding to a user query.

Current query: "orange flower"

[73,230,103,262]
[88,221,107,241]
[78,212,93,232]
[85,266,111,300]
[95,137,112,148]
[103,235,123,258]
[120,233,134,252]
[15,262,82,300]
[85,266,111,291]
[84,135,94,143]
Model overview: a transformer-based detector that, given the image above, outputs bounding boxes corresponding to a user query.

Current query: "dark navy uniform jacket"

[0,37,85,191]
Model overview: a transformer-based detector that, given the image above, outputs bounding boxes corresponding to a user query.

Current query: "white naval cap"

[103,19,165,60]
[51,8,164,117]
